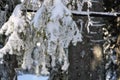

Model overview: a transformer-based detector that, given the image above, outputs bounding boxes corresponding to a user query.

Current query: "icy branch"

[72,11,120,17]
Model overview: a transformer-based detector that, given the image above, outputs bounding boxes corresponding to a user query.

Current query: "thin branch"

[22,9,37,12]
[72,10,120,17]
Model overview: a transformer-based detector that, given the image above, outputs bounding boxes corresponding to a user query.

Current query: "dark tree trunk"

[68,1,105,80]
[68,20,104,80]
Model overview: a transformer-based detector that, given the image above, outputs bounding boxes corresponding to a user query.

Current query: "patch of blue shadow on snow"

[18,74,49,80]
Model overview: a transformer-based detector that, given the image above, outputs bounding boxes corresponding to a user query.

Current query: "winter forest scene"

[0,0,120,80]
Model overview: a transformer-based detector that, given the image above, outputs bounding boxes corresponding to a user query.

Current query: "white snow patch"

[18,74,49,80]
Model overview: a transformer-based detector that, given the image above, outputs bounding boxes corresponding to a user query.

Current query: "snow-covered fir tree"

[0,0,82,76]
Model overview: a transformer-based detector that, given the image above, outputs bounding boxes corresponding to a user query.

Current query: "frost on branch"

[0,4,26,57]
[0,3,34,75]
[32,0,82,72]
[0,4,26,35]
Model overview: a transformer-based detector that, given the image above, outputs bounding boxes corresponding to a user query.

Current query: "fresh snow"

[18,74,49,80]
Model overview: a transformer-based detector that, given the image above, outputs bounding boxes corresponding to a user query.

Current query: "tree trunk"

[68,1,105,80]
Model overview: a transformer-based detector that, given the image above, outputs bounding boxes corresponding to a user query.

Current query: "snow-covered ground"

[18,74,49,80]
